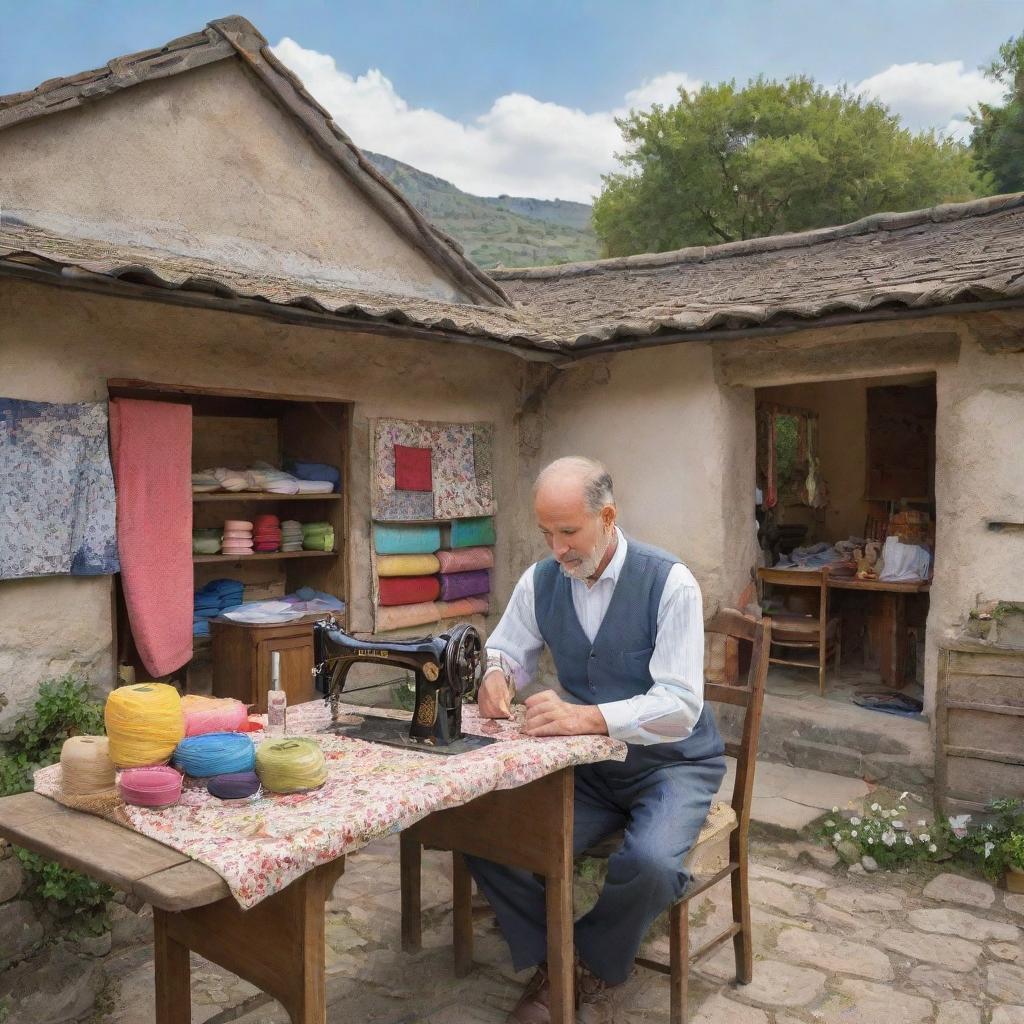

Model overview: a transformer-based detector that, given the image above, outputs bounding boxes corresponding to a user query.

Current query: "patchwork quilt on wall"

[0,398,120,579]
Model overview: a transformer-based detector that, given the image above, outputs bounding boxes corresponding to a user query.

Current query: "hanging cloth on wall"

[109,398,193,677]
[0,398,119,579]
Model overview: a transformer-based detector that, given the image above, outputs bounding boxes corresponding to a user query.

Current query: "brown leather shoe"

[576,964,621,1024]
[507,963,552,1024]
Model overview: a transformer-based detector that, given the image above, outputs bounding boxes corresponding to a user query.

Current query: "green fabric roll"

[450,517,496,548]
[373,523,441,555]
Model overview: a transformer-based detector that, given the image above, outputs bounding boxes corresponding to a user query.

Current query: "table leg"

[154,908,191,1024]
[156,858,343,1024]
[452,851,474,976]
[876,593,911,687]
[400,832,422,953]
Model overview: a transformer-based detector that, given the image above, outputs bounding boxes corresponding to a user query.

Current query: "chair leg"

[731,861,753,985]
[669,900,689,1024]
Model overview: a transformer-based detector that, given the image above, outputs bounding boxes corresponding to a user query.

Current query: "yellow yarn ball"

[255,738,328,794]
[105,683,184,768]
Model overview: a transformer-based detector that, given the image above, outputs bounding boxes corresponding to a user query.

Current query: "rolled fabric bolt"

[377,553,442,577]
[435,547,494,573]
[372,523,441,555]
[378,575,441,606]
[438,569,490,601]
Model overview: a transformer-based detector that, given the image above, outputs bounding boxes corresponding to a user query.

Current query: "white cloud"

[853,60,1004,139]
[272,37,699,202]
[270,40,1001,203]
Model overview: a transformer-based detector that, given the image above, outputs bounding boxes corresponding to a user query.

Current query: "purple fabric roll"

[208,771,261,800]
[438,569,490,601]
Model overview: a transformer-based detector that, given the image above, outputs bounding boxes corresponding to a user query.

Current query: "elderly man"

[471,456,725,1024]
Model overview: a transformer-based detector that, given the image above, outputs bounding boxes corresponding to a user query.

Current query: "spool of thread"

[180,695,248,736]
[119,766,183,808]
[255,738,328,794]
[207,771,262,800]
[172,733,255,778]
[60,736,116,796]
[105,683,185,768]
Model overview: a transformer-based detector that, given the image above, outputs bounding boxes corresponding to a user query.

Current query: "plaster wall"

[713,315,1024,715]
[0,59,474,302]
[529,345,758,618]
[0,279,530,731]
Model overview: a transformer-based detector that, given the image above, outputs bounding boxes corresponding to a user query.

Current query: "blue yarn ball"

[172,732,255,778]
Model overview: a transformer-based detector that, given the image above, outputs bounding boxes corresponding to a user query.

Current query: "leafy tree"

[593,77,987,256]
[970,33,1024,193]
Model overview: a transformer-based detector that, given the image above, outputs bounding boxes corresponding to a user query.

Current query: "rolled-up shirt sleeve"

[597,564,705,745]
[485,565,543,690]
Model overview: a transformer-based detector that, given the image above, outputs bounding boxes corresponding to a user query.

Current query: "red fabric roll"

[378,575,441,606]
[394,445,432,491]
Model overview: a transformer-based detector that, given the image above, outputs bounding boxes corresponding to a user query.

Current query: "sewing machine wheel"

[444,623,483,697]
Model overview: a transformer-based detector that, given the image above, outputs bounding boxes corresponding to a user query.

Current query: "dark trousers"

[466,754,726,985]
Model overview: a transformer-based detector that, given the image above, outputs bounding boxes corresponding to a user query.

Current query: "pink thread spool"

[180,696,248,736]
[118,766,183,808]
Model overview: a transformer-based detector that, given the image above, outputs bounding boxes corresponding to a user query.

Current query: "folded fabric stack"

[281,520,304,552]
[222,520,254,557]
[302,521,335,552]
[372,524,494,627]
[288,459,341,494]
[191,470,220,493]
[222,587,346,623]
[192,528,222,555]
[245,463,299,495]
[193,578,244,636]
[213,467,248,492]
[253,514,282,553]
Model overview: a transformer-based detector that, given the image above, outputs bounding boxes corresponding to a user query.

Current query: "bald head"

[533,456,614,515]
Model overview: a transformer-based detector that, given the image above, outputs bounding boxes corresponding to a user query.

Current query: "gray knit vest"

[533,536,724,775]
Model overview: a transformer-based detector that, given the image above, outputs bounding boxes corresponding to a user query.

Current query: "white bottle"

[267,651,287,737]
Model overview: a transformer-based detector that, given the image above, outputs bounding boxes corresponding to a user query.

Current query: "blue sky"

[2,1,1022,201]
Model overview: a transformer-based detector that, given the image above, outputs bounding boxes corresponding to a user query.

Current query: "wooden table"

[0,768,577,1024]
[400,767,575,1024]
[826,576,930,686]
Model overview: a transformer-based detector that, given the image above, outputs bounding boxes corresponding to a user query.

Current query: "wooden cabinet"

[935,640,1024,816]
[211,617,320,713]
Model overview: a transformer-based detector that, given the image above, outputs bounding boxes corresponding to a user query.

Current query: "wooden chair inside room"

[757,566,840,694]
[582,609,772,1024]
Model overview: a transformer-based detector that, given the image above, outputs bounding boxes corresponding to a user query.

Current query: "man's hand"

[523,690,609,737]
[477,668,513,719]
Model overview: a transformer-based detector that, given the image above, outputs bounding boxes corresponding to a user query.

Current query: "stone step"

[718,757,870,839]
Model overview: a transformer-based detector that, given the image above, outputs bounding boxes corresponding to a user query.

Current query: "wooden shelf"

[193,551,337,564]
[193,493,340,502]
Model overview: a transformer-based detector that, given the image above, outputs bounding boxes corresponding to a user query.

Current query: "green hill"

[365,151,600,269]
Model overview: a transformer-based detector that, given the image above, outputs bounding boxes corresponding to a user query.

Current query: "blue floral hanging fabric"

[0,398,120,579]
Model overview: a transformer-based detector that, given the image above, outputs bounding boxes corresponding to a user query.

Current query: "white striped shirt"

[487,528,705,745]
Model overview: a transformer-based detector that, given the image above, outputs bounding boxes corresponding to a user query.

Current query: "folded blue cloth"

[288,460,341,491]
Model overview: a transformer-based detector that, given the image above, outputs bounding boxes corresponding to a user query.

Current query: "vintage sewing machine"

[312,618,495,754]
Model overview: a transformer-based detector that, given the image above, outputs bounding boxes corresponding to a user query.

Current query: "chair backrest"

[703,610,771,846]
[757,566,830,640]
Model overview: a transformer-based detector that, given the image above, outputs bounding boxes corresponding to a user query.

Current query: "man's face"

[534,478,615,580]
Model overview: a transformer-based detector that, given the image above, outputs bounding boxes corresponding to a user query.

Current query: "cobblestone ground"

[99,832,1024,1024]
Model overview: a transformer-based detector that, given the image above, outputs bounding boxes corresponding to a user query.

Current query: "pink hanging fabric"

[109,398,193,677]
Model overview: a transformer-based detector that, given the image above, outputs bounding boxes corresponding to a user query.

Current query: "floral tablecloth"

[34,702,625,908]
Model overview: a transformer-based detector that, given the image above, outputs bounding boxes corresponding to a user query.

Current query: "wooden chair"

[583,610,772,1024]
[757,566,840,694]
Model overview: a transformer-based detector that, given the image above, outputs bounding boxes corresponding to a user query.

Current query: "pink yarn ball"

[119,766,183,808]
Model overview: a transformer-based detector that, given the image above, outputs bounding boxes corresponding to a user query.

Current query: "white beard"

[560,527,613,581]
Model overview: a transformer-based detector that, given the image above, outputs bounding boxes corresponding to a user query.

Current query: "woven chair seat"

[770,612,840,643]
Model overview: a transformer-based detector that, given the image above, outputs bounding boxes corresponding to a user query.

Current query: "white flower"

[905,835,914,846]
[832,806,839,813]
[919,834,930,843]
[928,844,937,853]
[867,837,874,845]
[984,841,995,859]
[900,791,909,801]
[899,805,908,812]
[850,817,861,826]
[833,833,842,843]
[948,814,972,829]
[871,803,881,812]
[882,830,897,847]
[851,830,858,837]
[825,820,836,828]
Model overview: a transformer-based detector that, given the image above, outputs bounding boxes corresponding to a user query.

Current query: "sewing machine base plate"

[323,715,497,755]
